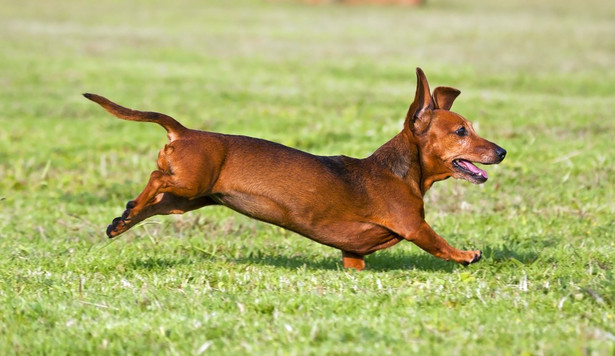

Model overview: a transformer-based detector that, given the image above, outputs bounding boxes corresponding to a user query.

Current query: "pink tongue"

[457,160,488,178]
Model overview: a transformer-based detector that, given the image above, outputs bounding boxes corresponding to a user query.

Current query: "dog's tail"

[83,93,187,139]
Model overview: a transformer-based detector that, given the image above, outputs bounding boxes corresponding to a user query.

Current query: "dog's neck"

[369,131,450,195]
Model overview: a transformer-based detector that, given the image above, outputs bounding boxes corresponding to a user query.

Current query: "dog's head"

[405,68,506,185]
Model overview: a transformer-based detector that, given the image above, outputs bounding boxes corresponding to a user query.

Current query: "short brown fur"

[84,68,506,270]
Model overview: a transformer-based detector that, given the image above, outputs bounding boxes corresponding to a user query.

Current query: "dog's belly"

[211,192,401,255]
[317,224,403,255]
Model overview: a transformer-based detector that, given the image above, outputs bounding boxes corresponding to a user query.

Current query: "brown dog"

[84,68,505,270]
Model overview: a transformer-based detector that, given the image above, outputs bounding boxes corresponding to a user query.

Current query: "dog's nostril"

[496,147,507,160]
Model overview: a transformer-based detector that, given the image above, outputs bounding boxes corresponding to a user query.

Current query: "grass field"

[1,0,614,354]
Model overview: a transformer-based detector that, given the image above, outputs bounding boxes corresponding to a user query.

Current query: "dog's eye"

[455,127,468,136]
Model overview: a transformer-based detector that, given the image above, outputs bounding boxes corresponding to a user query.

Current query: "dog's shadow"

[235,246,540,272]
[127,256,196,270]
[126,245,539,273]
[236,250,458,272]
[482,246,540,265]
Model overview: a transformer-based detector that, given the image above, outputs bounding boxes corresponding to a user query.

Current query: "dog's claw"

[460,250,482,266]
[465,250,482,265]
[106,223,116,238]
[472,250,482,263]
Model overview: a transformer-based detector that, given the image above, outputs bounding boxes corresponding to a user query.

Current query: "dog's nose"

[495,147,507,161]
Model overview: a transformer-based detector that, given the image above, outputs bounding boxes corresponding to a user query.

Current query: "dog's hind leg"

[342,251,366,271]
[107,192,216,238]
[106,169,215,238]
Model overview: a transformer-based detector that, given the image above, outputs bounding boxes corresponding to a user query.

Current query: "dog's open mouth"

[453,159,488,183]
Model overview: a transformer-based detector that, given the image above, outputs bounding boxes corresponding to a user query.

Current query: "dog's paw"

[107,200,138,238]
[460,250,482,266]
[106,216,129,238]
[470,250,482,263]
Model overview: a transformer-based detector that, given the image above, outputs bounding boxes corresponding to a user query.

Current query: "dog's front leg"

[405,221,481,265]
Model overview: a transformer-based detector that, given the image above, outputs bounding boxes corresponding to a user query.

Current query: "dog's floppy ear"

[433,86,461,110]
[405,67,434,135]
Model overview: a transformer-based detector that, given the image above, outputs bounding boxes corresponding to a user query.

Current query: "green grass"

[1,0,614,354]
